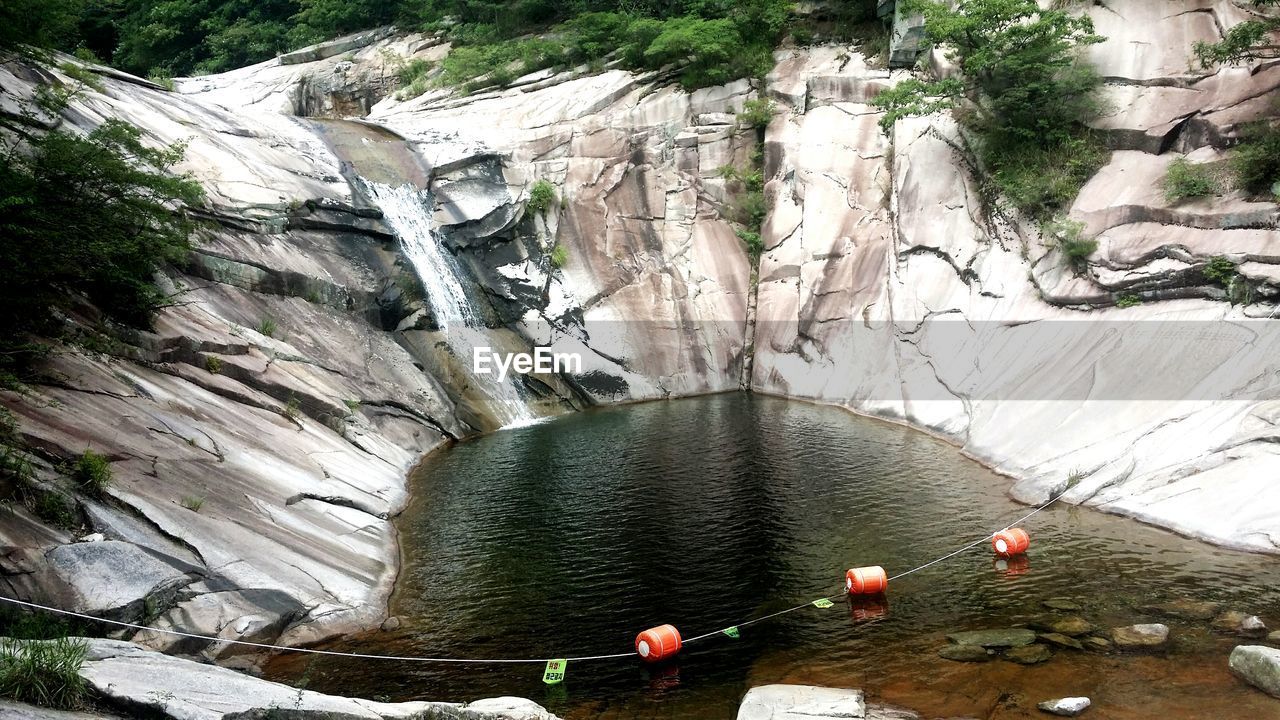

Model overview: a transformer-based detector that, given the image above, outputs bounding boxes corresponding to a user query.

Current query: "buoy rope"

[682,488,1068,645]
[0,489,1067,664]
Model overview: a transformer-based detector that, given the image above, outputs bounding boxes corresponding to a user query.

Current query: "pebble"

[1037,697,1091,716]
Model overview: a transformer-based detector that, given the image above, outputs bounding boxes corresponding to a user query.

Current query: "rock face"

[1229,645,1280,698]
[737,685,920,720]
[0,0,1278,675]
[12,638,558,720]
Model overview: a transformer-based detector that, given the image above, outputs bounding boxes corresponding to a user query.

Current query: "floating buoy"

[845,565,888,595]
[635,624,682,662]
[992,528,1030,557]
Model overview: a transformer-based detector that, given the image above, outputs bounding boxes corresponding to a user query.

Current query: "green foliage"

[283,394,301,420]
[0,610,77,641]
[56,62,104,92]
[1115,293,1141,308]
[981,130,1107,220]
[873,0,1106,217]
[72,450,112,496]
[527,179,557,215]
[148,68,176,91]
[30,492,77,529]
[1163,157,1221,202]
[1194,3,1279,67]
[0,0,83,52]
[1202,256,1238,286]
[0,637,89,709]
[258,317,278,337]
[549,244,569,269]
[1232,122,1280,197]
[205,355,223,374]
[737,229,764,258]
[738,98,776,131]
[395,58,434,99]
[1043,216,1095,271]
[180,495,205,512]
[0,117,203,372]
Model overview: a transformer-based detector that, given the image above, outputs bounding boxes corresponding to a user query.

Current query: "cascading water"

[361,180,538,428]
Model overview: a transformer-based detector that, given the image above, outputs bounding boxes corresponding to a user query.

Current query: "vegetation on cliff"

[0,87,204,372]
[873,0,1106,221]
[1194,0,1279,67]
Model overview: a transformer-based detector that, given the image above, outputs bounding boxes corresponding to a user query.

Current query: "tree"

[0,107,204,366]
[874,0,1103,142]
[0,0,85,51]
[1194,1,1279,67]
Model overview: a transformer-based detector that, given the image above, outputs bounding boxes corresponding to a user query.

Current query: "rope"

[0,489,1067,664]
[682,488,1068,645]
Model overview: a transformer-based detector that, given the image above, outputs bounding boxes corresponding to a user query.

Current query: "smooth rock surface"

[1004,644,1054,665]
[938,644,993,662]
[737,684,921,720]
[1229,645,1280,698]
[68,638,559,720]
[1111,624,1170,649]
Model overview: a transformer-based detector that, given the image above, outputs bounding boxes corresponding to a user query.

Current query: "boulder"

[1111,624,1169,650]
[947,629,1038,648]
[1229,645,1280,698]
[1037,697,1091,716]
[45,541,195,621]
[1004,644,1053,665]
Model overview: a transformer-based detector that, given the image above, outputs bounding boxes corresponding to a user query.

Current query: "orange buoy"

[845,565,888,595]
[992,528,1030,557]
[635,624,682,662]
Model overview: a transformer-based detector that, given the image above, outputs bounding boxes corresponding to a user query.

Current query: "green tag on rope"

[543,659,567,685]
[812,598,835,609]
[722,626,740,639]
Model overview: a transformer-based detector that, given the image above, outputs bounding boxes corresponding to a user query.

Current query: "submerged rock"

[1029,616,1096,637]
[1111,624,1170,650]
[947,629,1038,648]
[1229,645,1280,698]
[938,644,993,662]
[1039,633,1085,650]
[1037,697,1091,716]
[1043,599,1084,612]
[1004,644,1053,665]
[1214,611,1269,637]
[1142,599,1221,621]
[1082,636,1113,652]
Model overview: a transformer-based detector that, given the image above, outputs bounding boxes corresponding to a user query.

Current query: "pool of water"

[266,394,1280,718]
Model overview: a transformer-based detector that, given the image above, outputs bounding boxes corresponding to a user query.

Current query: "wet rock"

[938,644,993,662]
[1111,623,1169,650]
[947,629,1038,648]
[1004,644,1053,665]
[380,616,402,631]
[1208,609,1269,632]
[1082,636,1112,652]
[1213,611,1269,637]
[1037,697,1091,716]
[1142,599,1221,621]
[1039,633,1085,650]
[1043,599,1084,612]
[1229,645,1280,698]
[736,684,864,719]
[1029,616,1095,637]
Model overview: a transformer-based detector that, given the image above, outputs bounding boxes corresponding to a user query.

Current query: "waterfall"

[361,181,538,428]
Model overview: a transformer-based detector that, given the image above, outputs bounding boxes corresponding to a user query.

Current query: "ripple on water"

[264,394,1280,719]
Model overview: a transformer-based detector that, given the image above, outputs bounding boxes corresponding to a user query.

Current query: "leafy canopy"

[1194,1,1279,67]
[0,103,203,363]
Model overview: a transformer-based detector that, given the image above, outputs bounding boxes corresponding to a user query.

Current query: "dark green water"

[268,394,1280,719]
